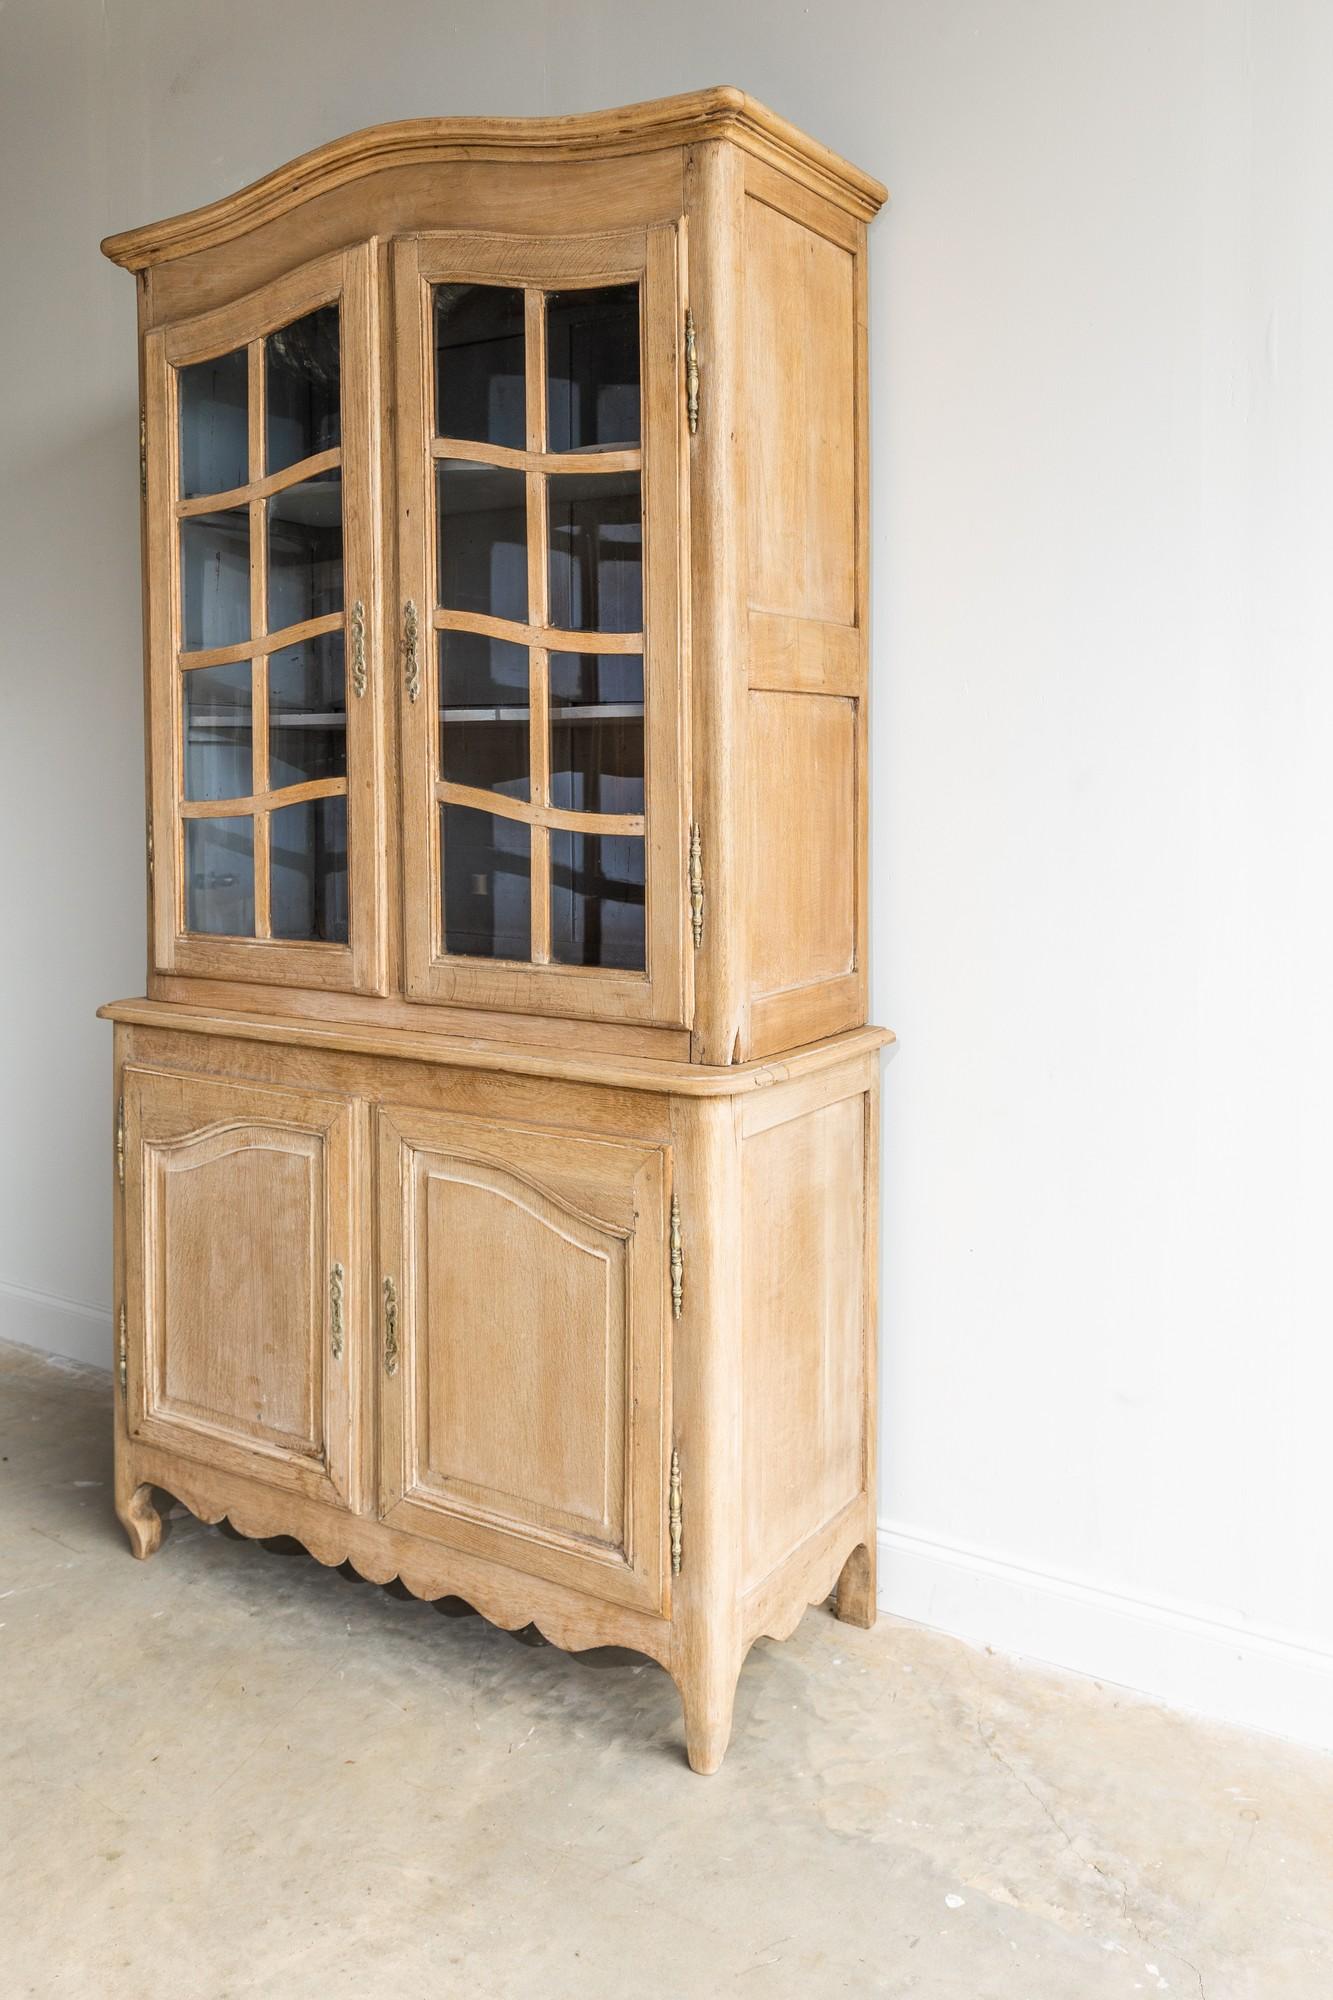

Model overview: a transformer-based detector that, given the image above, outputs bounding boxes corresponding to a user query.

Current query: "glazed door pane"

[394,228,688,1028]
[121,1067,358,1507]
[146,245,383,991]
[376,1105,669,1613]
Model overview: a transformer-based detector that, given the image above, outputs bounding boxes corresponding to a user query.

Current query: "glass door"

[143,246,384,992]
[394,229,689,1027]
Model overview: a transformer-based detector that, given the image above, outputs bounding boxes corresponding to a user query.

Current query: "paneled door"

[143,246,384,991]
[393,229,690,1027]
[122,1068,358,1506]
[376,1107,670,1613]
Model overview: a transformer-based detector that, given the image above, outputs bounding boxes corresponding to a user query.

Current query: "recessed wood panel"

[377,1106,669,1613]
[155,1132,320,1451]
[743,197,856,625]
[122,1065,357,1507]
[741,1091,866,1588]
[748,691,857,999]
[418,1163,626,1541]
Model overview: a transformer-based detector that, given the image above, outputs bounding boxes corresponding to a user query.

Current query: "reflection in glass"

[271,794,348,943]
[548,652,644,815]
[551,832,645,971]
[267,304,340,475]
[185,816,254,936]
[435,284,526,449]
[183,662,253,803]
[181,508,250,651]
[269,632,347,789]
[268,472,343,632]
[439,630,529,801]
[546,285,640,453]
[179,347,248,498]
[442,803,530,960]
[547,472,641,632]
[436,460,526,624]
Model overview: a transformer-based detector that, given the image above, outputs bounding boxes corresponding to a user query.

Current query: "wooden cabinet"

[101,89,890,1772]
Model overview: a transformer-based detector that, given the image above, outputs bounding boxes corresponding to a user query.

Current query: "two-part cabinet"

[100,88,889,1772]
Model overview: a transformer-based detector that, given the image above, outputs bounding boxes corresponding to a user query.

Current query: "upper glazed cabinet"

[111,90,886,1063]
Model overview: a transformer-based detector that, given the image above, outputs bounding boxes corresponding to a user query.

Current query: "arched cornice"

[101,87,887,270]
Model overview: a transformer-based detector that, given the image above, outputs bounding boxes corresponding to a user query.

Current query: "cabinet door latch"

[350,600,367,698]
[403,600,421,703]
[383,1275,399,1376]
[669,1447,683,1575]
[684,309,699,436]
[329,1262,345,1361]
[669,1192,684,1320]
[688,822,703,949]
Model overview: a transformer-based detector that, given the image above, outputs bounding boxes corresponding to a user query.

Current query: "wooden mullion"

[248,339,271,938]
[179,610,343,672]
[175,445,341,517]
[427,437,641,476]
[525,291,551,964]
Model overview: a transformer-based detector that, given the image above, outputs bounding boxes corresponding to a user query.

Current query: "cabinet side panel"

[741,171,868,1055]
[744,200,856,625]
[748,691,856,995]
[741,1090,866,1589]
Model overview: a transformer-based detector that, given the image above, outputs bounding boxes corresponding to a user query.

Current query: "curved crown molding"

[101,86,888,270]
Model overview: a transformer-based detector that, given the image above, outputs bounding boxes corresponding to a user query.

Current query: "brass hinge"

[669,1192,684,1320]
[146,815,154,887]
[117,1304,127,1398]
[688,823,703,949]
[115,1096,125,1186]
[139,408,147,498]
[684,309,699,436]
[329,1262,345,1361]
[669,1448,683,1575]
[403,600,420,703]
[350,599,367,698]
[383,1275,399,1377]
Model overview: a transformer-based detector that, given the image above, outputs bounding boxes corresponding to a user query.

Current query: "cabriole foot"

[116,1480,163,1561]
[834,1540,877,1628]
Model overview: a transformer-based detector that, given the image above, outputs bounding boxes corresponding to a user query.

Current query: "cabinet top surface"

[101,86,888,271]
[100,998,893,1096]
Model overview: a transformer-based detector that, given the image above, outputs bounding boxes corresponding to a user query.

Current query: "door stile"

[391,238,439,1000]
[374,1105,411,1519]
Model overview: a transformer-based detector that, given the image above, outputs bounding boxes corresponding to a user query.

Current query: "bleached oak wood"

[102,96,889,1771]
[102,91,886,273]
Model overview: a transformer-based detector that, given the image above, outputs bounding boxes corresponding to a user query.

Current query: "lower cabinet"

[121,1068,669,1612]
[375,1108,670,1613]
[122,1066,356,1508]
[110,1018,884,1772]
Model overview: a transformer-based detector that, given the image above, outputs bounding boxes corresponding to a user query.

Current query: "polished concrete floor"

[2,1338,1330,2000]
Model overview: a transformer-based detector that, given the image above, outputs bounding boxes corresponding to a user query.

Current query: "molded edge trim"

[101,87,888,270]
[98,996,894,1096]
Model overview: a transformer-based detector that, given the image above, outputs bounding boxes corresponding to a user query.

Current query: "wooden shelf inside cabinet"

[100,89,889,1774]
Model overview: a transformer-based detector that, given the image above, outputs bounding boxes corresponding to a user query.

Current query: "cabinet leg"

[677,1651,741,1776]
[115,1443,163,1561]
[834,1539,877,1629]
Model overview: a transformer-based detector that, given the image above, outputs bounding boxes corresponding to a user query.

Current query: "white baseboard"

[878,1520,1333,1754]
[0,1278,111,1371]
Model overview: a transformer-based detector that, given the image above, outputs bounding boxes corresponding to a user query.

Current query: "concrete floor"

[2,1339,1330,2000]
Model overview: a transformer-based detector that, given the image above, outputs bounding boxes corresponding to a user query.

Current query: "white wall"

[2,0,1330,1748]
